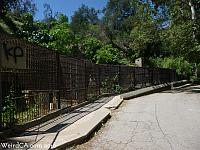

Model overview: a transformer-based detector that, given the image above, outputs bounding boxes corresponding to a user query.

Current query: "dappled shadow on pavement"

[0,97,114,150]
[18,96,113,137]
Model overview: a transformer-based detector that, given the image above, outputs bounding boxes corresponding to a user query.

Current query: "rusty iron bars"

[0,33,177,130]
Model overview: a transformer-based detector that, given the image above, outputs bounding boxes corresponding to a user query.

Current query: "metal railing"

[0,33,177,130]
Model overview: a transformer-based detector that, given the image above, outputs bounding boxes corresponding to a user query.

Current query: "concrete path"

[2,96,114,150]
[74,85,200,150]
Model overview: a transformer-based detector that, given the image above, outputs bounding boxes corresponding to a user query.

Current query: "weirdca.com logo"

[0,142,57,149]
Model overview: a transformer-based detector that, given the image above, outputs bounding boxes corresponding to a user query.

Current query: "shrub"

[150,57,193,77]
[95,44,121,64]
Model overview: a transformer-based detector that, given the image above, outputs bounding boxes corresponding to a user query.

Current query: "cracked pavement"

[73,85,200,150]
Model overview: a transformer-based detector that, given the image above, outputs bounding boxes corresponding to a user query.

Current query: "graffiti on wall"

[3,43,24,63]
[0,42,26,69]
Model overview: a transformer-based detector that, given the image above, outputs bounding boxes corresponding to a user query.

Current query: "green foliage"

[101,75,122,94]
[48,23,75,55]
[130,19,160,59]
[160,22,194,57]
[150,57,193,76]
[103,0,136,33]
[57,13,68,24]
[188,44,200,64]
[28,21,52,45]
[2,86,17,127]
[1,0,200,78]
[190,76,200,84]
[95,44,121,64]
[14,0,37,16]
[16,13,35,39]
[102,0,137,58]
[70,4,99,34]
[82,37,103,61]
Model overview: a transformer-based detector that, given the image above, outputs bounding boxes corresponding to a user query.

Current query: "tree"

[0,0,19,17]
[0,0,37,35]
[43,3,54,22]
[152,0,200,42]
[56,13,68,24]
[102,0,137,55]
[16,13,35,39]
[82,37,103,61]
[150,57,193,77]
[95,44,121,64]
[103,0,136,33]
[13,0,37,16]
[130,20,161,60]
[48,21,79,56]
[70,4,99,34]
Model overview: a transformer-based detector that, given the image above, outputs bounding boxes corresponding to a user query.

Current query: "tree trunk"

[188,0,197,41]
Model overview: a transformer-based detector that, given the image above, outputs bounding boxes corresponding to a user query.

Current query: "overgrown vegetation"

[101,75,122,94]
[1,86,17,128]
[150,57,193,78]
[1,0,200,78]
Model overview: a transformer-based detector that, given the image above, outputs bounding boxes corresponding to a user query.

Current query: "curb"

[121,80,189,100]
[51,81,190,149]
[0,101,93,138]
[51,107,111,150]
[172,83,191,90]
[103,95,123,110]
[2,80,190,149]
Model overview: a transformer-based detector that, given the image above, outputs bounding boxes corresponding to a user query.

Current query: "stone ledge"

[103,95,123,110]
[51,107,111,149]
[121,80,189,100]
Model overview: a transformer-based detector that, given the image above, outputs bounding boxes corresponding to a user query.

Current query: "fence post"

[0,54,2,130]
[173,69,177,81]
[169,69,171,83]
[133,67,136,89]
[56,53,61,109]
[0,42,3,131]
[143,68,145,87]
[151,69,154,85]
[118,65,121,89]
[84,61,87,100]
[98,65,101,96]
[172,69,174,82]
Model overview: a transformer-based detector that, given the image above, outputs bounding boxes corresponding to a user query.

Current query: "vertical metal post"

[0,43,2,130]
[0,76,2,130]
[158,68,160,84]
[56,53,61,109]
[133,67,136,89]
[143,68,145,87]
[118,65,121,89]
[98,65,101,96]
[84,61,87,100]
[151,69,154,85]
[75,60,78,103]
[49,92,53,111]
[174,69,177,82]
[169,69,171,83]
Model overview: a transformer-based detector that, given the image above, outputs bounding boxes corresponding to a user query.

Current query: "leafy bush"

[2,87,17,128]
[150,57,193,77]
[101,75,122,94]
[82,37,103,61]
[48,23,75,55]
[95,44,121,64]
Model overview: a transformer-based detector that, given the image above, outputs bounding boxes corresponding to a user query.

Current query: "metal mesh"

[0,32,177,130]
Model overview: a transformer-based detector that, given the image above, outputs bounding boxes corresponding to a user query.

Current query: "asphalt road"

[73,85,200,150]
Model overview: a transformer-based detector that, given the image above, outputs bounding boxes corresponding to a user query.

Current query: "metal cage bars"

[0,33,177,130]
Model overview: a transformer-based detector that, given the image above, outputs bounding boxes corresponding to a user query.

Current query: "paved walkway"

[74,85,200,150]
[3,96,114,150]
